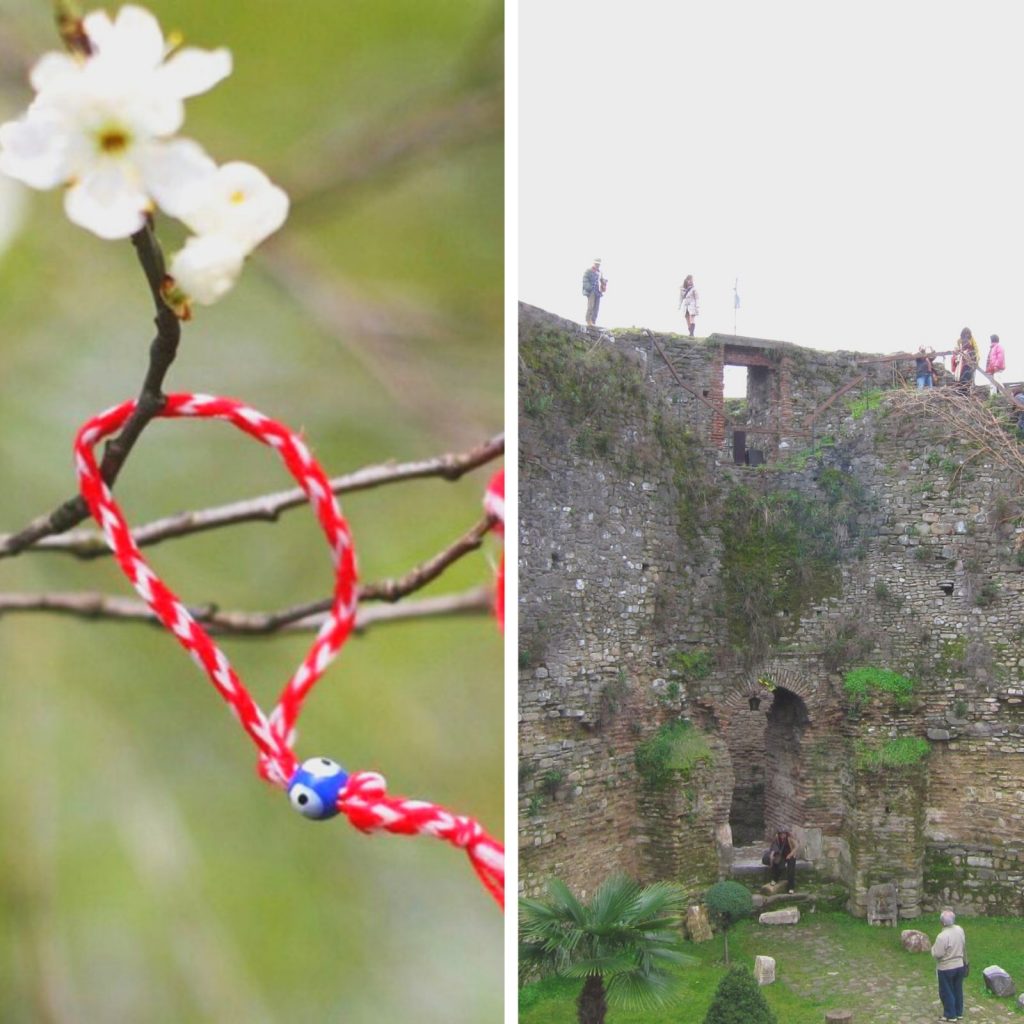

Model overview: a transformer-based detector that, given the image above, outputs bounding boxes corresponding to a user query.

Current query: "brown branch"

[5,434,503,558]
[0,220,181,558]
[0,515,498,635]
[0,585,493,636]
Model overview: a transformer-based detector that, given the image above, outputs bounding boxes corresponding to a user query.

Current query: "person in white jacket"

[678,274,699,337]
[931,909,967,1021]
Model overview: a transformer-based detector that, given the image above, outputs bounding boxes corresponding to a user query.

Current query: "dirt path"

[765,920,1019,1023]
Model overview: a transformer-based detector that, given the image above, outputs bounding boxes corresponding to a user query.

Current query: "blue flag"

[734,278,741,309]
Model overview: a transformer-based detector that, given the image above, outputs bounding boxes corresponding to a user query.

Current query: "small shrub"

[703,882,754,967]
[843,666,915,706]
[848,388,886,419]
[855,736,930,771]
[668,648,714,681]
[974,581,999,607]
[539,770,563,798]
[634,721,713,789]
[702,966,778,1024]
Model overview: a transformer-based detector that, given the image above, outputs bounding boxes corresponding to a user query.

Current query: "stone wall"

[519,303,1024,916]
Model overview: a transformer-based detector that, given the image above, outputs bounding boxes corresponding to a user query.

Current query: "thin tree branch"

[0,585,493,636]
[4,434,503,559]
[0,516,498,635]
[0,220,180,558]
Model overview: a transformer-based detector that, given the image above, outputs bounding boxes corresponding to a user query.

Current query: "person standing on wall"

[915,346,935,388]
[986,333,1006,382]
[931,908,967,1021]
[582,258,607,327]
[954,327,980,395]
[678,274,699,337]
[768,829,799,893]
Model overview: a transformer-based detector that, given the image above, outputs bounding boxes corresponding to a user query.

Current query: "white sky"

[518,1,1024,392]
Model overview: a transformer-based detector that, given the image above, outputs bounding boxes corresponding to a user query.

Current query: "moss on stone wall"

[520,326,647,431]
[720,484,845,652]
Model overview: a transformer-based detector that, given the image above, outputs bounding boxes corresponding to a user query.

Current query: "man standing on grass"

[931,908,967,1021]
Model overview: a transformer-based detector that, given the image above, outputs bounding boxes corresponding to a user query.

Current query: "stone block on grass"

[685,904,714,943]
[983,965,1015,997]
[900,929,931,953]
[753,955,775,985]
[759,908,800,925]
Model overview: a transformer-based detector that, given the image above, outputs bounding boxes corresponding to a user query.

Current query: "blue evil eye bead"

[287,756,349,820]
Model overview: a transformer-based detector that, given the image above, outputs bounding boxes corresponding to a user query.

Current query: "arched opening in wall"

[726,686,810,845]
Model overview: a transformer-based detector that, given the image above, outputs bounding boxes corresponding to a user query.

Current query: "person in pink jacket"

[986,334,1006,381]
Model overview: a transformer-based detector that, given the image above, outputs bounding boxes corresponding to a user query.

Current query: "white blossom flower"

[179,161,289,253]
[0,5,231,240]
[168,233,246,306]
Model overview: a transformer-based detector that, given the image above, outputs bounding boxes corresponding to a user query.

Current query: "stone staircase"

[728,844,847,912]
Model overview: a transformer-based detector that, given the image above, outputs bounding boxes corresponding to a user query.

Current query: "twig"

[0,585,493,636]
[0,220,180,558]
[4,434,503,559]
[0,515,497,635]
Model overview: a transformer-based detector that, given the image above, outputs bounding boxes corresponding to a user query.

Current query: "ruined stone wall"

[519,303,1024,914]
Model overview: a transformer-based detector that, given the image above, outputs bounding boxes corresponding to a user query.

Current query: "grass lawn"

[520,911,1024,1023]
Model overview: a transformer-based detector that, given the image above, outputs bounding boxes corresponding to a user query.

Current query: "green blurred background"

[0,1,504,1021]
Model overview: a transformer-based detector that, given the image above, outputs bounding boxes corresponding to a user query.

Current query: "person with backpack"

[678,274,699,337]
[582,258,607,326]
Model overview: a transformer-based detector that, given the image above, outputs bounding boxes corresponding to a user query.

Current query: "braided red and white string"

[74,394,504,908]
[483,469,504,629]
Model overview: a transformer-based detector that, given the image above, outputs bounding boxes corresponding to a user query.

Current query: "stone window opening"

[723,348,776,466]
[940,582,954,595]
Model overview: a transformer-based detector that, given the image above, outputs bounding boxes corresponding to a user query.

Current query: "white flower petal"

[79,10,115,52]
[0,112,73,189]
[85,5,165,71]
[157,47,232,99]
[64,161,149,239]
[169,234,246,305]
[136,137,216,219]
[182,161,289,252]
[29,52,82,94]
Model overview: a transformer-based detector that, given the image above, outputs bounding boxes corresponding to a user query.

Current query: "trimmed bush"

[702,966,778,1024]
[704,881,753,965]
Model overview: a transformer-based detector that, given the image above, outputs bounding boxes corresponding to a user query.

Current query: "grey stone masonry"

[519,303,1024,917]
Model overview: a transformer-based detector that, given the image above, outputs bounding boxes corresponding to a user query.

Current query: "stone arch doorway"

[722,673,812,846]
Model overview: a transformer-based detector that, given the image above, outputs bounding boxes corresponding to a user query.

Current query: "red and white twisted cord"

[483,469,504,629]
[74,393,503,907]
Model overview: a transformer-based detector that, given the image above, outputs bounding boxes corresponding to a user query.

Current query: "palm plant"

[519,874,694,1024]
